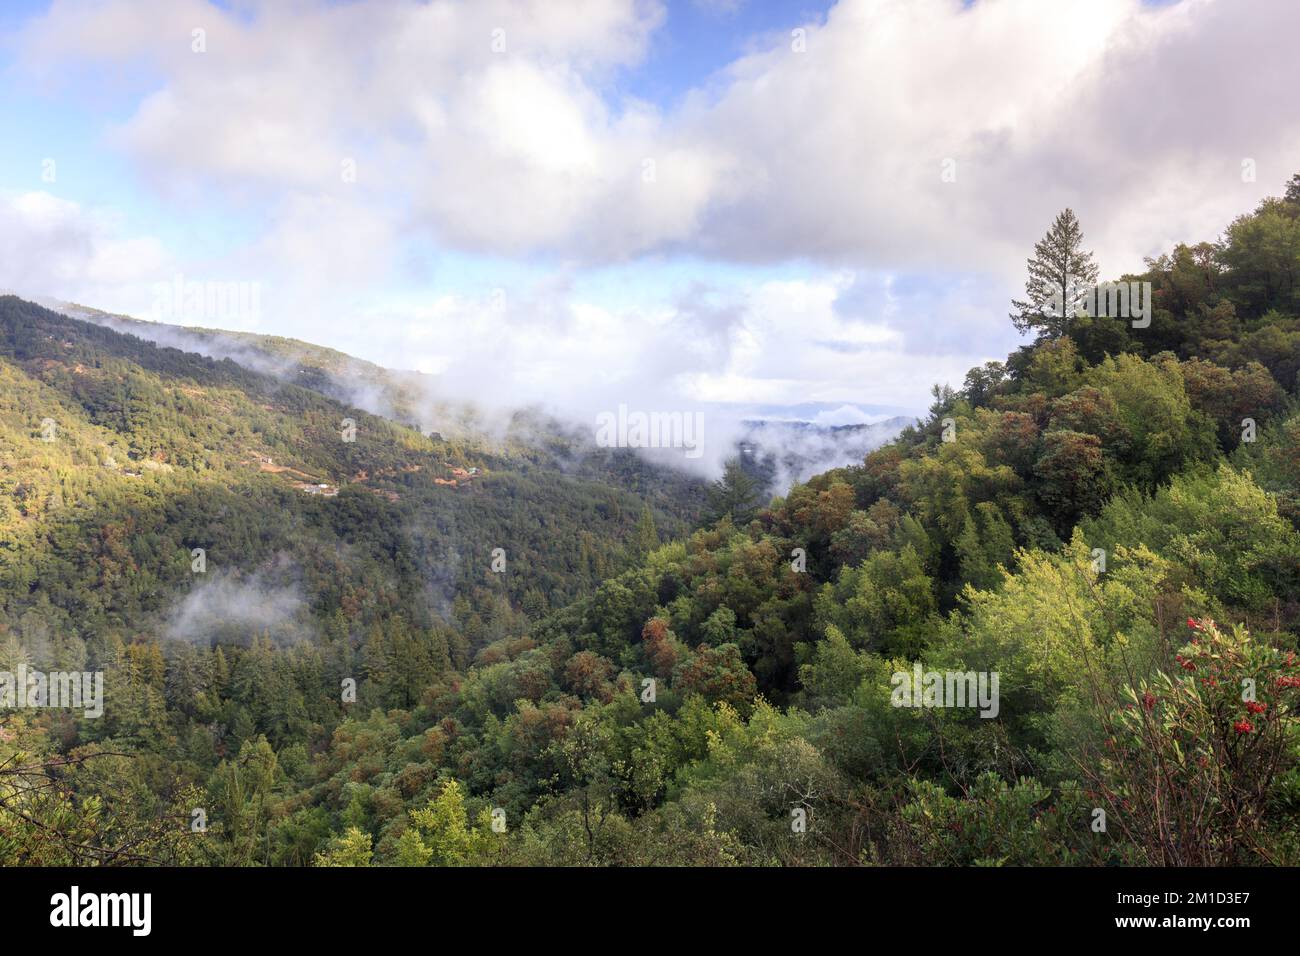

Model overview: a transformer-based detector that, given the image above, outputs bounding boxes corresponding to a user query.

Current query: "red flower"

[1234,718,1254,734]
[1187,618,1201,630]
[1245,701,1267,715]
[1142,691,1157,711]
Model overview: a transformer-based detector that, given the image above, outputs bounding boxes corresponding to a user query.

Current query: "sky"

[1,0,1297,428]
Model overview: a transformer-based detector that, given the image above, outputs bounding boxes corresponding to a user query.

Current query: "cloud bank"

[3,0,1297,419]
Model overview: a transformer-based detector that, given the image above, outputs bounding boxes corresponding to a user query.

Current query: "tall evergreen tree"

[634,505,658,556]
[1010,208,1099,339]
[706,458,763,526]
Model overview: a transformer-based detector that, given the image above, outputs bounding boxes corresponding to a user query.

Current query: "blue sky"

[1,0,1296,437]
[0,0,842,287]
[616,1,836,106]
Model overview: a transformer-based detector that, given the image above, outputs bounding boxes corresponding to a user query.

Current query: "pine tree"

[705,458,763,527]
[634,505,658,556]
[1010,208,1099,339]
[362,623,391,706]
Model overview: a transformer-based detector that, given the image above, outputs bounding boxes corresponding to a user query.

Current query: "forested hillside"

[48,300,513,442]
[3,180,1300,866]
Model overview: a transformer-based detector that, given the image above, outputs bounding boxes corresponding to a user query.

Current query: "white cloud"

[0,191,169,306]
[6,0,1299,432]
[813,404,887,427]
[20,0,1298,272]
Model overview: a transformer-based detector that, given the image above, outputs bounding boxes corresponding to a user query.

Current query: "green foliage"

[312,827,373,867]
[815,546,937,657]
[402,779,498,865]
[897,773,1087,866]
[1082,465,1300,614]
[7,178,1300,867]
[705,458,764,527]
[1083,352,1216,488]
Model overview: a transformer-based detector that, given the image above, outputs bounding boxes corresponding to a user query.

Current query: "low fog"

[164,566,311,647]
[43,297,919,490]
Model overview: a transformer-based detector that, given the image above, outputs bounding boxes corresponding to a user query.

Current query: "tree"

[1033,429,1112,532]
[563,650,616,702]
[640,617,683,678]
[674,643,758,714]
[1285,171,1300,205]
[700,606,738,645]
[1217,200,1300,316]
[312,827,373,867]
[406,779,496,866]
[961,361,1009,407]
[550,715,621,863]
[1010,209,1100,339]
[705,458,764,526]
[211,735,279,866]
[634,505,658,556]
[797,624,868,706]
[814,545,937,657]
[1084,353,1215,488]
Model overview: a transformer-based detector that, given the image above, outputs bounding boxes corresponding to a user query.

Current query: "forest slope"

[3,179,1300,866]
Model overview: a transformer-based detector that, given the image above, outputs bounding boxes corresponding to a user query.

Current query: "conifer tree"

[706,458,763,526]
[1010,208,1099,339]
[634,505,658,555]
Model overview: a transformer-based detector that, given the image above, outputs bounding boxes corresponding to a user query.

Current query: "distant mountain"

[0,294,706,659]
[42,299,919,496]
[40,298,488,439]
[737,414,918,492]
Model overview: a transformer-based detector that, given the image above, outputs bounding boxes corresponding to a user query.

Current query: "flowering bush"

[1084,617,1300,864]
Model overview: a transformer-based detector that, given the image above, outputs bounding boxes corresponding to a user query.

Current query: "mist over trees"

[4,177,1300,867]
